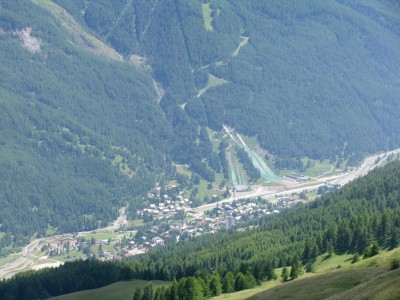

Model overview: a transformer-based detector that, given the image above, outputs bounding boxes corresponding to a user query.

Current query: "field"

[213,280,281,300]
[211,248,400,300]
[176,164,223,201]
[249,268,388,300]
[0,253,19,267]
[51,280,169,300]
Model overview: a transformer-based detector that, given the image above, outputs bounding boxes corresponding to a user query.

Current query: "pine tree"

[252,264,263,285]
[133,287,143,300]
[290,256,303,280]
[364,241,380,258]
[351,253,360,264]
[168,280,179,300]
[327,241,334,258]
[142,284,154,300]
[197,277,209,298]
[234,272,247,291]
[245,271,257,289]
[185,277,203,300]
[390,228,399,249]
[265,262,277,281]
[281,267,289,282]
[209,272,222,296]
[222,272,235,293]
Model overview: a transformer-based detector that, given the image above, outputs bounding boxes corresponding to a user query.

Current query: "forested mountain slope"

[133,160,400,279]
[0,0,172,248]
[1,0,400,251]
[1,161,400,299]
[56,0,400,158]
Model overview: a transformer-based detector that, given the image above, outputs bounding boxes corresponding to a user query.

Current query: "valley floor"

[1,148,400,281]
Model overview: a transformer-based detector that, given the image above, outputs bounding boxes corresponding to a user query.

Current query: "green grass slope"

[249,268,398,300]
[51,280,169,300]
[248,248,400,300]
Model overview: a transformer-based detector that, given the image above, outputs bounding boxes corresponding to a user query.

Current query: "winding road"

[1,149,399,279]
[190,148,400,215]
[0,207,127,280]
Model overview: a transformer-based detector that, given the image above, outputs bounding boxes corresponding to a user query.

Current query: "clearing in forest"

[197,74,228,97]
[31,0,123,61]
[202,3,214,32]
[232,36,249,57]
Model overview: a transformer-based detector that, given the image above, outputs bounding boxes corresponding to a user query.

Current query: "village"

[38,185,308,264]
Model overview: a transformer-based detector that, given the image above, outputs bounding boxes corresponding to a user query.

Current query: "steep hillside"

[55,0,400,159]
[0,0,172,249]
[6,251,400,300]
[1,0,400,252]
[1,161,400,299]
[249,250,400,300]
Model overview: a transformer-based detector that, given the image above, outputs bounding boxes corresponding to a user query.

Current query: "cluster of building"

[39,186,304,263]
[116,196,301,257]
[139,188,192,217]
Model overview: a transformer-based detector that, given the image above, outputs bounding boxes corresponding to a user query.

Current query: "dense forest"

[55,0,400,159]
[1,161,399,299]
[0,0,172,251]
[0,0,400,253]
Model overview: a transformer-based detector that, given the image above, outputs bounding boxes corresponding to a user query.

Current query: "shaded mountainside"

[1,161,400,299]
[1,0,400,250]
[56,0,400,158]
[0,0,172,246]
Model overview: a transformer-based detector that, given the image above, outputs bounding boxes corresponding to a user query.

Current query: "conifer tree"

[142,284,154,300]
[265,262,277,281]
[222,272,235,293]
[281,267,289,282]
[133,287,143,300]
[234,272,247,291]
[209,272,222,296]
[290,256,303,280]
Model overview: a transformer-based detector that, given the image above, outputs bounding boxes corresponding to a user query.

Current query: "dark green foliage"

[275,158,305,172]
[236,148,261,180]
[351,253,360,264]
[177,277,204,300]
[265,262,277,281]
[2,0,400,250]
[0,260,134,299]
[364,241,380,259]
[281,267,289,282]
[234,272,248,291]
[390,258,400,270]
[1,0,400,296]
[0,0,175,244]
[222,272,235,293]
[133,287,143,300]
[305,261,315,273]
[2,162,400,298]
[208,272,222,296]
[168,280,179,300]
[218,141,229,179]
[245,271,257,288]
[142,284,154,300]
[54,0,400,162]
[289,256,303,280]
